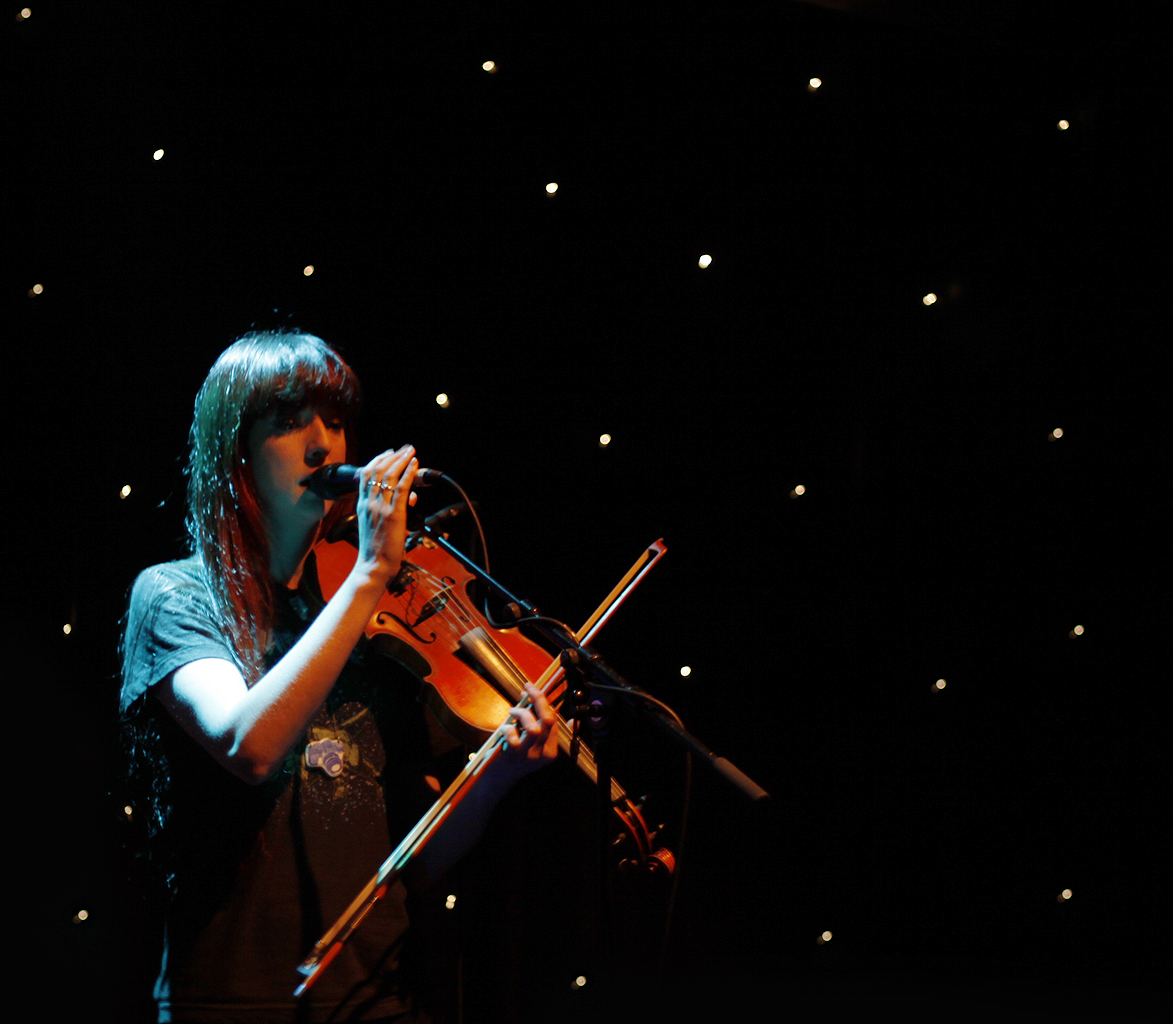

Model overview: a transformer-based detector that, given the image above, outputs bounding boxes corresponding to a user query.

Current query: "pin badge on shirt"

[305,738,346,778]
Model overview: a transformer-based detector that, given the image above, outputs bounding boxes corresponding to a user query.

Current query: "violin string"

[392,563,543,710]
[389,562,631,807]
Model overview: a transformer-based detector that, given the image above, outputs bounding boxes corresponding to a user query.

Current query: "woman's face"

[246,402,346,533]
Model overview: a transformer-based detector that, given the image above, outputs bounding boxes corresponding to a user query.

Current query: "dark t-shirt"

[121,556,439,1023]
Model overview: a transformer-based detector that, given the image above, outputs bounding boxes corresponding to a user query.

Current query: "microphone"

[300,463,442,499]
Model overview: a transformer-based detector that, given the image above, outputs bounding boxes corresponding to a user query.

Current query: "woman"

[121,330,557,1022]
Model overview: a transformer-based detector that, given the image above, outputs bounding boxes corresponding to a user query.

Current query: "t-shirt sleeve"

[120,563,239,715]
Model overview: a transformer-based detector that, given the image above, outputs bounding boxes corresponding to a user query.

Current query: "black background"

[11,2,1164,1020]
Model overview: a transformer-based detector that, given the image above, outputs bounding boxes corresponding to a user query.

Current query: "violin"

[292,516,672,993]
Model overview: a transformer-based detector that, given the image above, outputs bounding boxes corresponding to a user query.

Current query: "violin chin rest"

[326,514,359,545]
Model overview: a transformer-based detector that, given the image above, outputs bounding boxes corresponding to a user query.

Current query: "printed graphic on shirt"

[297,699,389,825]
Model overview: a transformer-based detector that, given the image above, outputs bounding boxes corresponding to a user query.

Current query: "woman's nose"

[304,416,333,468]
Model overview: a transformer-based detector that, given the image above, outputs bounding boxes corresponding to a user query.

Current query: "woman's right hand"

[353,444,418,586]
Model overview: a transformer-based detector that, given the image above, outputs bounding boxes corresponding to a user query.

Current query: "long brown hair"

[186,330,361,681]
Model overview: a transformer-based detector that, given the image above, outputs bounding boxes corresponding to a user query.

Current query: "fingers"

[503,683,559,763]
[361,445,417,504]
[507,705,539,737]
[353,445,418,582]
[526,681,556,720]
[510,683,555,732]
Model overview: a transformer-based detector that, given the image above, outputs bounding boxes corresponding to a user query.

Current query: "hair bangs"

[231,331,362,429]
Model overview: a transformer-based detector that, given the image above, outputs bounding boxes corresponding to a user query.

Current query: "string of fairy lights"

[22,10,1094,979]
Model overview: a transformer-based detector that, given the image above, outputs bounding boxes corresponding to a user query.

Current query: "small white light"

[120,484,131,498]
[445,894,457,909]
[680,666,692,677]
[1057,120,1070,130]
[698,254,713,268]
[923,293,938,306]
[75,909,89,922]
[935,679,946,690]
[63,623,72,635]
[1059,888,1073,901]
[31,283,43,295]
[793,484,805,496]
[482,60,497,73]
[20,8,31,20]
[545,182,559,195]
[435,393,450,408]
[809,78,822,91]
[817,930,832,944]
[124,805,134,817]
[1070,625,1084,637]
[303,265,314,276]
[572,976,587,988]
[153,149,164,161]
[1049,427,1064,440]
[598,433,611,447]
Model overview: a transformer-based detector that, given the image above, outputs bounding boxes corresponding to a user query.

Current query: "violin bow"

[294,538,667,996]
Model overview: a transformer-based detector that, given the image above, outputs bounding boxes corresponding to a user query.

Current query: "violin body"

[312,531,564,747]
[307,525,667,871]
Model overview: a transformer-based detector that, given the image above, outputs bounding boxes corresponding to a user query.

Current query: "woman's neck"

[266,519,320,590]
